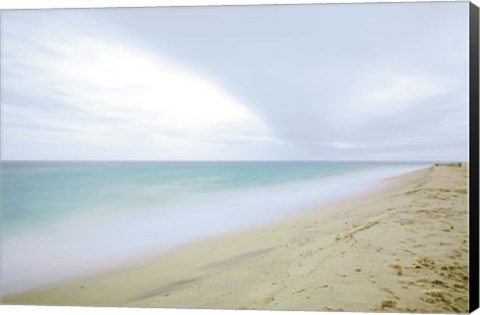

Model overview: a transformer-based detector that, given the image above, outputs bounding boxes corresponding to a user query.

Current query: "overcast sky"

[1,2,470,161]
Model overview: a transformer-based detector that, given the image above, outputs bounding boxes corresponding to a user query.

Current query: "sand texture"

[3,163,469,313]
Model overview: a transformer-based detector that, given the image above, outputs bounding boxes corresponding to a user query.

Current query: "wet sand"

[4,163,469,313]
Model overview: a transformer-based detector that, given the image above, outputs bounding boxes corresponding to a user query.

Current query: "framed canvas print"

[0,0,479,313]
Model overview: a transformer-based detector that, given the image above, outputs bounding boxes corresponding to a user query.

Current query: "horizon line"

[0,159,464,163]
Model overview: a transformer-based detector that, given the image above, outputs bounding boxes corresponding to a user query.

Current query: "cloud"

[1,3,470,161]
[1,18,281,160]
[360,74,448,113]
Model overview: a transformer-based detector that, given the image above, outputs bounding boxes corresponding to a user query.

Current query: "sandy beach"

[3,163,469,313]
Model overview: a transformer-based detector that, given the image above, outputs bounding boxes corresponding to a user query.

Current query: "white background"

[0,0,479,315]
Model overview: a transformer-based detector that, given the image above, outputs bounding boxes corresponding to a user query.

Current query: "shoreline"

[1,163,427,296]
[3,163,469,312]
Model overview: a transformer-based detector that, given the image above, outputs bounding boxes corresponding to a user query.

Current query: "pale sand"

[3,163,469,312]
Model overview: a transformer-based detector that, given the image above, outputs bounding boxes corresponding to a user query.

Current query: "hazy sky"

[1,2,470,161]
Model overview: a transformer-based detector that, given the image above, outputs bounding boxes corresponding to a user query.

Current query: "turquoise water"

[2,161,414,236]
[1,161,428,295]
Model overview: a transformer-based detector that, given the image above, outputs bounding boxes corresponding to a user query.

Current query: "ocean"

[1,161,429,295]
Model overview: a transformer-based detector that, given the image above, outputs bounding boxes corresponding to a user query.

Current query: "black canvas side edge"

[470,1,479,313]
